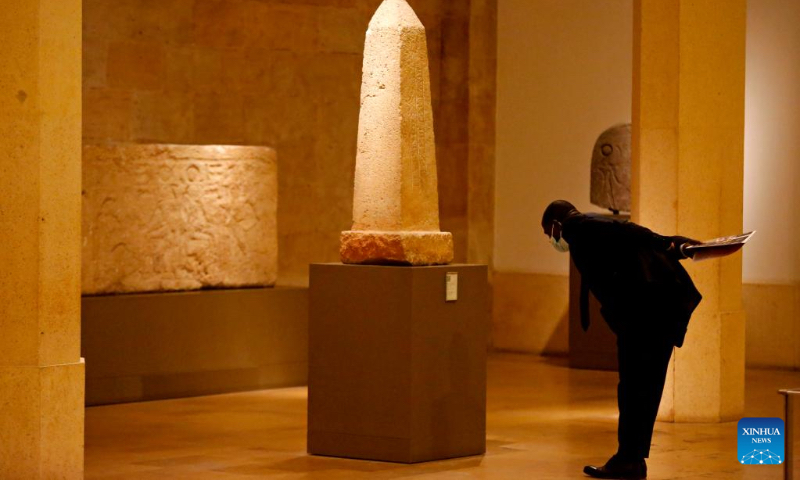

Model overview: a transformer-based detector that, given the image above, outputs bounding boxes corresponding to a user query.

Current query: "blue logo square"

[738,417,784,465]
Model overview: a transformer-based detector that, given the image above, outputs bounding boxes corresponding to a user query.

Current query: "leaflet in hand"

[684,231,756,262]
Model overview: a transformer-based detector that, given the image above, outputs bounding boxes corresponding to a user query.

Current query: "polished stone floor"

[86,354,800,479]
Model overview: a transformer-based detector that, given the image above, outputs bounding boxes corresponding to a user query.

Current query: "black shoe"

[583,455,647,479]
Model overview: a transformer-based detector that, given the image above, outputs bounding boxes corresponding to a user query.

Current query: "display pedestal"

[568,213,626,371]
[82,287,308,405]
[308,263,488,463]
[569,257,618,371]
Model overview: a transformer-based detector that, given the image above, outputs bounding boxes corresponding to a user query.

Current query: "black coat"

[561,213,702,347]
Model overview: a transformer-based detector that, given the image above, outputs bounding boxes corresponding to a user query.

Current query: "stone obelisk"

[340,0,454,265]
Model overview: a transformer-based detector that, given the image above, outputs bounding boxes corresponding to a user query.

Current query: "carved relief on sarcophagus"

[82,143,277,295]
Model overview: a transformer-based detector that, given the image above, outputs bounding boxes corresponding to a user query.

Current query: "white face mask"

[550,223,570,253]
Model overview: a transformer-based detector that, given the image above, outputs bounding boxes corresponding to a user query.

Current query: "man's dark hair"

[541,200,579,229]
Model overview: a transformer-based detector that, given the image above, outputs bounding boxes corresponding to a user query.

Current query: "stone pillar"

[0,0,85,477]
[468,0,497,268]
[340,0,454,266]
[632,0,746,422]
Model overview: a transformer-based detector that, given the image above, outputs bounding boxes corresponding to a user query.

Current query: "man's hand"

[667,236,702,259]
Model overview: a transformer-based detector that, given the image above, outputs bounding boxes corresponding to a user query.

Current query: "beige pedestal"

[633,0,746,422]
[308,264,488,463]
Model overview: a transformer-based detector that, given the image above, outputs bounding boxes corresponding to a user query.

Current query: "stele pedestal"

[568,213,629,371]
[308,263,488,463]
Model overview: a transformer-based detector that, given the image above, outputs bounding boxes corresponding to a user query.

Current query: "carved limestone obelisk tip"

[340,0,453,265]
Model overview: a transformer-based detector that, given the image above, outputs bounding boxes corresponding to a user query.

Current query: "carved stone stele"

[340,0,454,265]
[590,123,632,213]
[82,144,277,294]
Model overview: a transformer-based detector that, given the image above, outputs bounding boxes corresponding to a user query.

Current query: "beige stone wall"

[492,272,569,355]
[744,0,800,287]
[493,0,630,352]
[495,0,633,277]
[741,0,800,371]
[83,0,487,285]
[744,283,800,369]
[493,273,800,370]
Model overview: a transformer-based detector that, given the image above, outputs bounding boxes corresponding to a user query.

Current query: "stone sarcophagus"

[82,144,277,295]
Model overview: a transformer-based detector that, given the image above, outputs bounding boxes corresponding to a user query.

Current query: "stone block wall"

[82,0,492,285]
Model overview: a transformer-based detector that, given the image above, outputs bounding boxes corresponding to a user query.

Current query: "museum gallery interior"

[1,0,799,478]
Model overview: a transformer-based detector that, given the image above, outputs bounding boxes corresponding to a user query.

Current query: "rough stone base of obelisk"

[308,264,487,463]
[340,231,454,265]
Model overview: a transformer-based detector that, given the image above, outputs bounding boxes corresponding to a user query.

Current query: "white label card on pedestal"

[445,272,458,302]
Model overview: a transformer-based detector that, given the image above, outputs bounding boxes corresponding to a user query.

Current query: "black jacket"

[561,213,702,347]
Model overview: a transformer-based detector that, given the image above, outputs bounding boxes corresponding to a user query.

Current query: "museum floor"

[85,354,800,479]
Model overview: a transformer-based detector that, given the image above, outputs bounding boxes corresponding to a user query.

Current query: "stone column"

[0,0,85,477]
[632,0,746,422]
[340,0,453,266]
[468,0,497,268]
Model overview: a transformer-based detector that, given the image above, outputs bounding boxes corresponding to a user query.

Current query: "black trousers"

[615,325,675,460]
